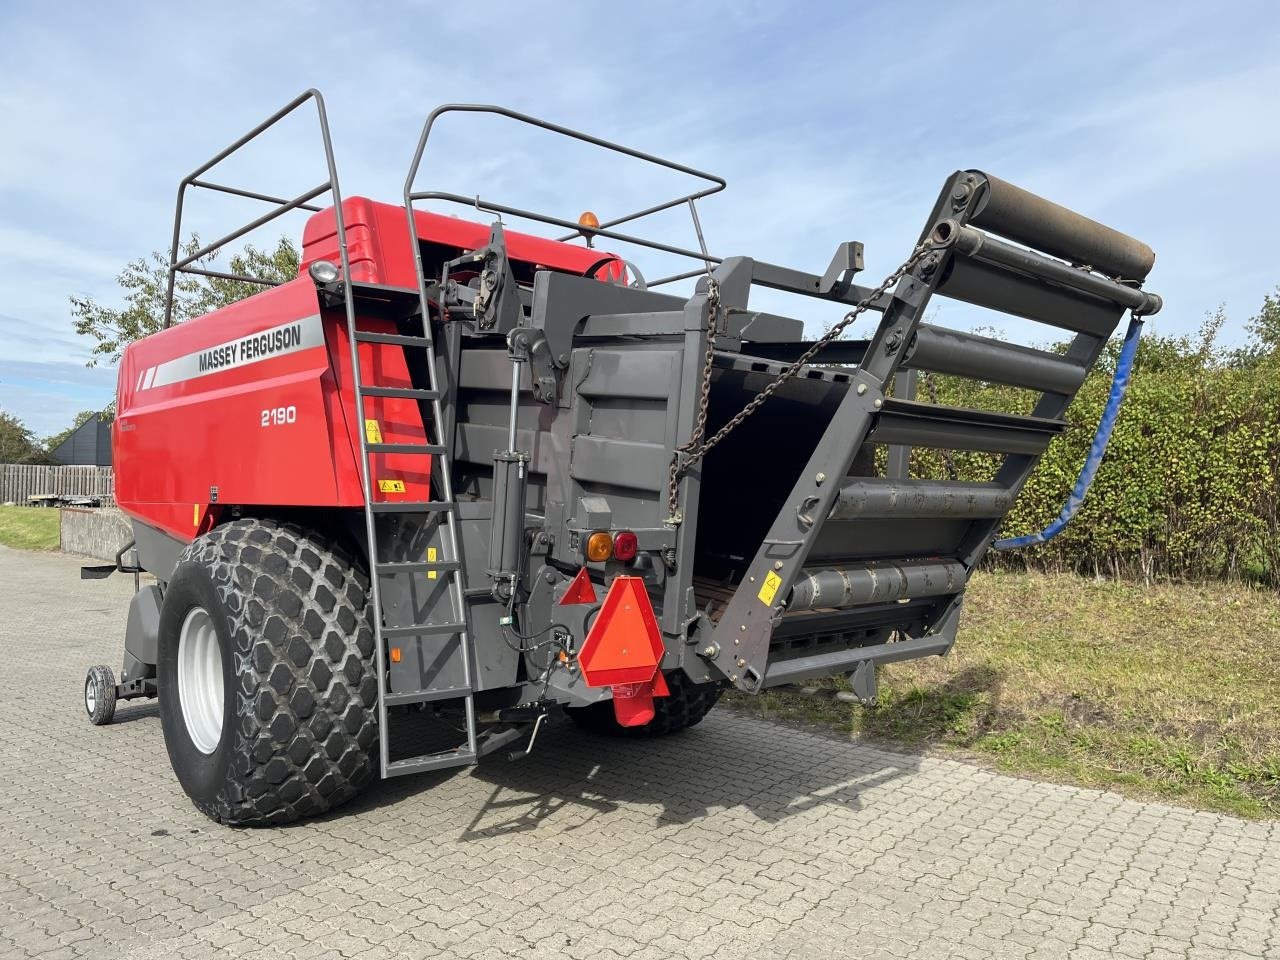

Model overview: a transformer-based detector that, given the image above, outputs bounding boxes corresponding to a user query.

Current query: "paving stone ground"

[1,544,1278,960]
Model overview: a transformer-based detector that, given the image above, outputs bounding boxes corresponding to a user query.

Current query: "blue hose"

[993,314,1144,550]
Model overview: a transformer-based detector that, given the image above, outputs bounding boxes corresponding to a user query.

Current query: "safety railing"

[401,104,729,289]
[161,89,349,328]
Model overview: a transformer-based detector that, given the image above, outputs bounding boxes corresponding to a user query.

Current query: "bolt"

[873,398,883,409]
[815,472,826,485]
[733,637,740,645]
[730,674,739,683]
[856,383,868,395]
[739,624,746,632]
[544,571,555,583]
[773,561,784,571]
[702,644,718,658]
[748,576,755,583]
[736,657,746,668]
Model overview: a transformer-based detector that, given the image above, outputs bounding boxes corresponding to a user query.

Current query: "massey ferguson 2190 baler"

[82,91,1161,826]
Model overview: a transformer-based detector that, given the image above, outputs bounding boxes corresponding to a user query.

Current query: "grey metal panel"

[905,324,1088,395]
[829,478,1011,521]
[577,312,685,339]
[124,585,163,668]
[456,422,559,474]
[531,271,686,364]
[458,348,533,391]
[762,634,952,686]
[570,435,667,492]
[130,519,185,582]
[576,349,680,399]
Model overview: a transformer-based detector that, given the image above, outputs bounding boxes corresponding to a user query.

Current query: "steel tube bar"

[189,178,325,213]
[828,479,1011,521]
[954,225,1161,315]
[787,560,966,612]
[905,323,1088,394]
[174,181,331,270]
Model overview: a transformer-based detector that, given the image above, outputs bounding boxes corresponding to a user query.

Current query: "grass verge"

[0,506,60,550]
[726,571,1280,819]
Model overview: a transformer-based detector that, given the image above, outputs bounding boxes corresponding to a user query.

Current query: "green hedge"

[907,299,1280,585]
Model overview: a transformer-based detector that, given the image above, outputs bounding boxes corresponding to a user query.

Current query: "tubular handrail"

[401,104,728,270]
[162,89,341,328]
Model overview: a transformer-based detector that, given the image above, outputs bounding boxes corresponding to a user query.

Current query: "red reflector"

[558,567,598,606]
[613,530,638,562]
[577,576,664,689]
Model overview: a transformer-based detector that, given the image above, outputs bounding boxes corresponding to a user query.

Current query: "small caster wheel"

[85,665,117,725]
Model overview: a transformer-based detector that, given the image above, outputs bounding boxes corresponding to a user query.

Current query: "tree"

[0,411,48,464]
[70,235,299,366]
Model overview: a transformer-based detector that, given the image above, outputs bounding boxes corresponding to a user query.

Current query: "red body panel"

[115,197,618,544]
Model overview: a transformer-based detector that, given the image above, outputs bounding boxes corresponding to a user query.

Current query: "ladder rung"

[354,332,433,347]
[383,686,472,706]
[381,622,466,639]
[360,385,441,400]
[375,559,463,573]
[384,747,476,777]
[369,500,453,514]
[366,442,446,455]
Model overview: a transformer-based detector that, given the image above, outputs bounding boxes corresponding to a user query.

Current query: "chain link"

[665,242,933,523]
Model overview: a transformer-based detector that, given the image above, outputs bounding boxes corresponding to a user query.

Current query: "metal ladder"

[346,313,479,779]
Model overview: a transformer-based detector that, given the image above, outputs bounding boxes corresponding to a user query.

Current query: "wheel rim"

[177,606,224,754]
[85,678,96,715]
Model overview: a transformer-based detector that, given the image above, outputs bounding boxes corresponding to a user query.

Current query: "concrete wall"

[60,507,132,562]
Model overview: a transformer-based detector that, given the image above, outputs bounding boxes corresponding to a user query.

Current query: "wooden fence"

[0,464,114,505]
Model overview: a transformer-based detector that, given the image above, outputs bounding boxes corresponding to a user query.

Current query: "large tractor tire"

[156,518,377,826]
[567,670,722,738]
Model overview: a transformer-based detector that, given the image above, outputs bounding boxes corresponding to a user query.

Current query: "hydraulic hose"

[993,314,1144,550]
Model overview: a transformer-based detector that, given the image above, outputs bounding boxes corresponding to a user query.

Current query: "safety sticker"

[426,547,438,580]
[378,479,405,493]
[193,504,200,527]
[758,570,782,606]
[364,419,383,444]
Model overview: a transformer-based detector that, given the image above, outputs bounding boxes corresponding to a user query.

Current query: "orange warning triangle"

[577,576,664,687]
[558,567,598,605]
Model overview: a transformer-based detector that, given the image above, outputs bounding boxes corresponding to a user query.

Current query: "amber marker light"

[585,531,613,562]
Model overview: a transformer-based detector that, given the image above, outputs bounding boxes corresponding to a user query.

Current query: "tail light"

[612,530,638,562]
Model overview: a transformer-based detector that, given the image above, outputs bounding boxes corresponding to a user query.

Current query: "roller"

[968,172,1155,281]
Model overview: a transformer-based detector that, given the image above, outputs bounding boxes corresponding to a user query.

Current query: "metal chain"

[665,242,932,522]
[665,277,721,520]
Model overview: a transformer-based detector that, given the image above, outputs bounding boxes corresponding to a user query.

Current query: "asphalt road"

[2,545,1278,959]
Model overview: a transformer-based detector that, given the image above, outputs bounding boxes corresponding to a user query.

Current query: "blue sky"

[2,0,1278,438]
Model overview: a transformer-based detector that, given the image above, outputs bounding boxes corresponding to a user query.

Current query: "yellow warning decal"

[378,479,406,493]
[426,547,438,580]
[364,419,383,444]
[758,570,782,606]
[193,504,200,527]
